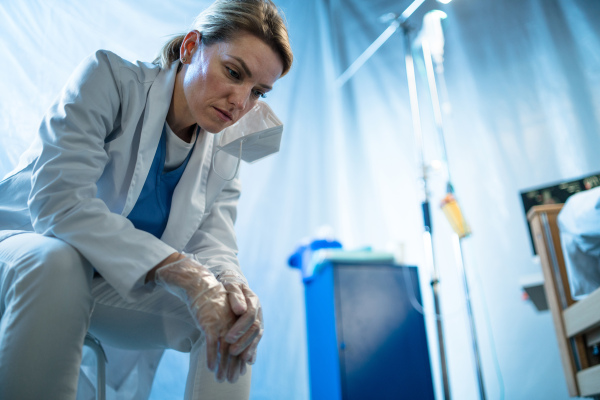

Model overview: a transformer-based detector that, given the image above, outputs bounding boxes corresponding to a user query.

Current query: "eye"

[227,67,241,80]
[252,89,266,99]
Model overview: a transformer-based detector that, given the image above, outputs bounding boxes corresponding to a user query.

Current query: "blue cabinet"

[304,261,435,400]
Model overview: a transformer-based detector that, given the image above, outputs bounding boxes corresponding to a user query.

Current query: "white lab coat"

[0,50,246,302]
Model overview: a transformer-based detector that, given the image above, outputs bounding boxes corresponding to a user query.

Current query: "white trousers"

[0,232,251,400]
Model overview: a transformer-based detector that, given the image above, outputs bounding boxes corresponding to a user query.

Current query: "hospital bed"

[528,205,600,398]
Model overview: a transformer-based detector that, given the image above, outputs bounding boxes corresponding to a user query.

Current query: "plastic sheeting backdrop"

[1,0,599,399]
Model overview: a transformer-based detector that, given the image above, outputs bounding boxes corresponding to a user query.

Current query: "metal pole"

[421,40,450,178]
[422,36,487,400]
[403,25,452,400]
[336,0,427,88]
[84,332,107,400]
[453,236,487,400]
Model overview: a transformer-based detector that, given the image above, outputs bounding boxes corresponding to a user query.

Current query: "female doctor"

[0,0,293,399]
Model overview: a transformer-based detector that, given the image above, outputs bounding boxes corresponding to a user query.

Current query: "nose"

[228,85,250,111]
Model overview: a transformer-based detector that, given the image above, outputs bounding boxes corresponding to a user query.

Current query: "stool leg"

[84,333,107,400]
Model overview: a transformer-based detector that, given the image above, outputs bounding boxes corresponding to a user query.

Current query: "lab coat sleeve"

[28,51,176,301]
[186,176,248,285]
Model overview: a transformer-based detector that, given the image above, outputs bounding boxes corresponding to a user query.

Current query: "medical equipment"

[212,101,283,180]
[293,248,435,400]
[335,2,459,398]
[440,192,470,238]
[520,172,600,255]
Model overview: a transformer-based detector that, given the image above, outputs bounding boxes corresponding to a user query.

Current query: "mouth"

[213,107,233,122]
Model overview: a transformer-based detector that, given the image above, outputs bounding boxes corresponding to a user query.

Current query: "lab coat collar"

[122,61,179,218]
[120,60,218,251]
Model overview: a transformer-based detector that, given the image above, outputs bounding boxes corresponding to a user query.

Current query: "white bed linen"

[558,186,600,299]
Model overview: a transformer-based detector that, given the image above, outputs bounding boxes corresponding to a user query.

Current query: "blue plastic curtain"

[1,1,599,399]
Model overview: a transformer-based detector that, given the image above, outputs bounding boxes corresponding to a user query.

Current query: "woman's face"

[181,32,284,134]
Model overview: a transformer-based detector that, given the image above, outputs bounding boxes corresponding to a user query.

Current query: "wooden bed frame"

[528,204,600,398]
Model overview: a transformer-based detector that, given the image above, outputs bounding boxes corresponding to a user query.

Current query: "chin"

[203,124,229,134]
[201,127,219,134]
[197,119,230,134]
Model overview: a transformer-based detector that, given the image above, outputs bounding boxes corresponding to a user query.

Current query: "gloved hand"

[217,271,264,369]
[155,257,237,382]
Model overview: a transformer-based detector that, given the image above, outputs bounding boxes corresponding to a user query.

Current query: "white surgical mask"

[212,101,283,181]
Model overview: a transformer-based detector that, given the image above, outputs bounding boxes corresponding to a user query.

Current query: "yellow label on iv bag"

[440,193,471,238]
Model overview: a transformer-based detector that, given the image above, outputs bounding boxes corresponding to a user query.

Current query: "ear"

[179,30,202,63]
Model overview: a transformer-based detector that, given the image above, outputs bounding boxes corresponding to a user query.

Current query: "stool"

[84,332,107,400]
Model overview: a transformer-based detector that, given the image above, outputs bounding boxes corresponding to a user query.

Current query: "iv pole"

[402,23,452,400]
[420,13,486,398]
[336,1,452,399]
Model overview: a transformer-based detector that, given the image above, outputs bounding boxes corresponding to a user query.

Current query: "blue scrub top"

[127,126,195,238]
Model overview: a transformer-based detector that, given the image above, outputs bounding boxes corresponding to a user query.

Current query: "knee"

[38,238,91,280]
[5,235,93,303]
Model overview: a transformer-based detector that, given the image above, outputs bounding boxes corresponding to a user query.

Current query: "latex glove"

[217,271,264,366]
[155,258,236,381]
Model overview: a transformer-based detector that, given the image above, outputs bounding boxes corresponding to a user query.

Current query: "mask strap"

[212,140,243,181]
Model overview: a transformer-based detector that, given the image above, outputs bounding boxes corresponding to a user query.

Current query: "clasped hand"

[217,271,264,368]
[155,257,262,383]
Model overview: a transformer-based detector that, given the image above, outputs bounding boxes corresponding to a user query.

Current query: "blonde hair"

[154,0,293,76]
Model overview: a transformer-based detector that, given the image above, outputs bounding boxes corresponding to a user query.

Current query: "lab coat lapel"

[122,62,179,217]
[161,128,213,249]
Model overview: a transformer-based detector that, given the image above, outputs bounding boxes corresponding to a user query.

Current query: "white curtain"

[1,0,599,399]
